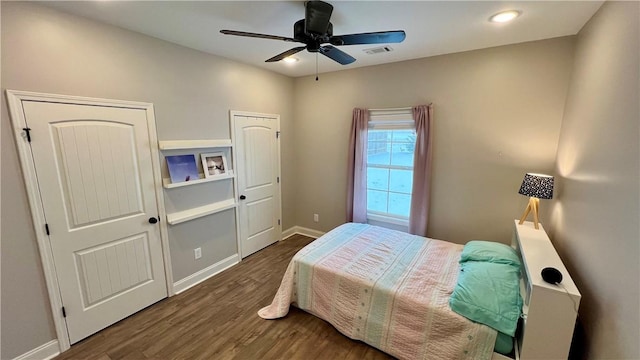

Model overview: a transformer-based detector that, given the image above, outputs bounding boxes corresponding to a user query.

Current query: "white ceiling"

[41,1,603,78]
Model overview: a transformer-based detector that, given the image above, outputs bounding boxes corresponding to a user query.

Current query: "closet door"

[21,100,167,344]
[232,113,281,258]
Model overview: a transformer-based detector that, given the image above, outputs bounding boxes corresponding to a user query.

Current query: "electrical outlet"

[194,247,202,260]
[313,213,319,222]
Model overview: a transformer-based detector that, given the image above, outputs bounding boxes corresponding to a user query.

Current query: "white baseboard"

[12,340,60,360]
[281,226,297,239]
[282,226,326,240]
[173,254,239,294]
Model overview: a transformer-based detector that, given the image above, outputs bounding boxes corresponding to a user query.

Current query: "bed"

[259,221,580,360]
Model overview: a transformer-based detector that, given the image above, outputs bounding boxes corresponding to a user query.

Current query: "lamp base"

[519,197,541,229]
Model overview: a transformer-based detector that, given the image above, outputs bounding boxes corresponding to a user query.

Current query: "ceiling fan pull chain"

[316,52,319,81]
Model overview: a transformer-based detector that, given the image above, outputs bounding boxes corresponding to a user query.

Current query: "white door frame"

[229,110,282,259]
[6,90,174,352]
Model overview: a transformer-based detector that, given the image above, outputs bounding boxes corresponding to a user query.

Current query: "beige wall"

[548,1,640,358]
[0,2,294,358]
[293,37,575,244]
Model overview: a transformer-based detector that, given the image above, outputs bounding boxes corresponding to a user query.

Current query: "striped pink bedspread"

[259,223,496,360]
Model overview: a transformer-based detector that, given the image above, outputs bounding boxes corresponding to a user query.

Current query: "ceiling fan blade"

[220,30,298,43]
[265,46,307,62]
[330,30,406,46]
[319,45,355,65]
[305,1,333,36]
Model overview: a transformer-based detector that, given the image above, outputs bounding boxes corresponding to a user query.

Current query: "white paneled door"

[21,101,167,344]
[232,113,281,258]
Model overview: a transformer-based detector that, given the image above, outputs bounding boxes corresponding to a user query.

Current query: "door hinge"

[276,131,281,139]
[23,127,32,142]
[277,177,280,183]
[45,223,50,235]
[278,219,281,225]
[62,306,67,318]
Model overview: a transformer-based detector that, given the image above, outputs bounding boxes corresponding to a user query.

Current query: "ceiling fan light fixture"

[283,56,299,63]
[489,10,521,23]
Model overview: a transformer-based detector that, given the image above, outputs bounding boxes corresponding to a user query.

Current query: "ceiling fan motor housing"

[294,19,333,52]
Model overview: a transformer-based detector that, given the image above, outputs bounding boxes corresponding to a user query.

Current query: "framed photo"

[201,152,228,178]
[166,154,200,183]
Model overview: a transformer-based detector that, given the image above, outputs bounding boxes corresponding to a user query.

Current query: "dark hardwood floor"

[55,235,393,359]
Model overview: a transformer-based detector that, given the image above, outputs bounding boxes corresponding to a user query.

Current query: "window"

[366,109,415,225]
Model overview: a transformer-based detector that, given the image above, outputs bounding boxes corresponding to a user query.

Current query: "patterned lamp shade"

[518,173,554,199]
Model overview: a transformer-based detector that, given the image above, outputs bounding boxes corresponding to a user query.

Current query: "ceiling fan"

[220,0,406,65]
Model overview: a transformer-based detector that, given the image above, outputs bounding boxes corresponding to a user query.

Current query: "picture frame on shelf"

[201,152,228,178]
[166,154,200,184]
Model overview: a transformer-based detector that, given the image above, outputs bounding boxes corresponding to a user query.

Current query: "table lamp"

[518,173,554,230]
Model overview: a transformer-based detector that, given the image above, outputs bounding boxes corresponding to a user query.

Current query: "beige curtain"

[346,108,369,223]
[409,105,433,236]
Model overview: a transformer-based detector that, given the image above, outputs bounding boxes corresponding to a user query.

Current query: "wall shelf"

[160,138,237,227]
[159,139,232,150]
[163,171,234,189]
[166,199,236,225]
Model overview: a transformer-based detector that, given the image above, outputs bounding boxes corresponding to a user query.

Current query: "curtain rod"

[368,104,432,112]
[368,106,413,111]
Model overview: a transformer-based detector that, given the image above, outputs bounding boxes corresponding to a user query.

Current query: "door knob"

[239,195,246,200]
[148,217,158,224]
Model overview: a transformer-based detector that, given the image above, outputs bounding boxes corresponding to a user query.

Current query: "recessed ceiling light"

[489,10,521,23]
[283,57,299,63]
